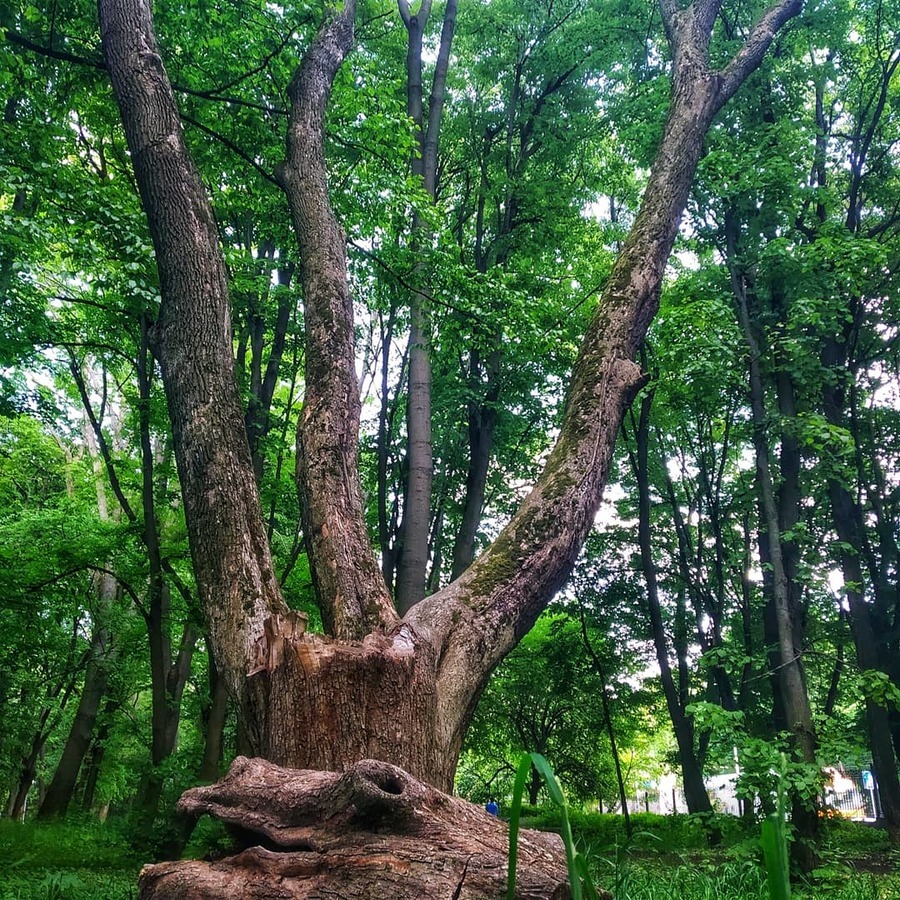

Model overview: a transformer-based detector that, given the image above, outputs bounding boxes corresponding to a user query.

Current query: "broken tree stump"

[139,756,611,899]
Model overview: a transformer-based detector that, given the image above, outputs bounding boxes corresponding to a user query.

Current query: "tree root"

[139,756,609,899]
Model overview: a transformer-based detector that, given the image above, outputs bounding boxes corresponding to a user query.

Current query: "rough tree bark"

[142,756,591,899]
[98,0,801,894]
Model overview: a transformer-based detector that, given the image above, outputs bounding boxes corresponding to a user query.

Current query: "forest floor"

[0,814,897,899]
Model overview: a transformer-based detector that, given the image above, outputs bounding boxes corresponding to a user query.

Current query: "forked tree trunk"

[99,0,801,892]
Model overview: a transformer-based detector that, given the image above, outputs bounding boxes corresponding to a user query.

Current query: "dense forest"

[1,0,899,895]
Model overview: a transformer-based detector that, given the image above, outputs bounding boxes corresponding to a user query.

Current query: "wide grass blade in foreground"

[761,755,791,900]
[507,752,603,900]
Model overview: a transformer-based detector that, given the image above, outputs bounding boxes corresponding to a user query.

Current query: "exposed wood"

[97,0,802,889]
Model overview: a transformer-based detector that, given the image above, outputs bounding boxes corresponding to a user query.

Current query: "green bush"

[520,807,749,851]
[820,819,892,854]
[0,820,141,871]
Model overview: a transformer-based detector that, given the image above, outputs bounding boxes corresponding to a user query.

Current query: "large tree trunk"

[100,0,800,890]
[280,0,398,643]
[99,0,287,715]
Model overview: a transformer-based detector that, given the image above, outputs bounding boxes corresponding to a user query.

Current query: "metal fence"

[821,766,880,821]
[628,765,881,821]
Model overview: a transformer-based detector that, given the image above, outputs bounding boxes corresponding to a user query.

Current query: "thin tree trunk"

[630,392,713,816]
[822,336,900,841]
[9,665,81,820]
[394,0,457,612]
[729,221,819,868]
[580,616,632,837]
[245,259,293,482]
[450,347,501,580]
[79,698,119,813]
[37,595,115,818]
[39,400,122,819]
[199,656,230,783]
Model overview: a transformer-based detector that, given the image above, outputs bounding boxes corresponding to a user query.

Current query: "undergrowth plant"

[760,754,791,900]
[507,752,603,900]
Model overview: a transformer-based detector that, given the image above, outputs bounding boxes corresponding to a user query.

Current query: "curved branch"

[408,0,804,756]
[180,112,280,185]
[718,0,803,103]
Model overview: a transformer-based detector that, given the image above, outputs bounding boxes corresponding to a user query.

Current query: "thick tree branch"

[5,29,105,68]
[99,0,287,712]
[659,0,682,43]
[283,0,399,638]
[407,0,804,760]
[718,0,803,102]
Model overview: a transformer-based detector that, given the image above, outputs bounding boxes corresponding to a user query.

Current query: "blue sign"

[862,770,874,791]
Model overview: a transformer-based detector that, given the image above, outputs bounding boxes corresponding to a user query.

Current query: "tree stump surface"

[139,756,609,899]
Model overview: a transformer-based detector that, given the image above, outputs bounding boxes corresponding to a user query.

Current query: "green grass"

[510,753,900,900]
[600,860,900,900]
[0,871,137,900]
[0,821,140,900]
[2,810,898,900]
[520,808,747,851]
